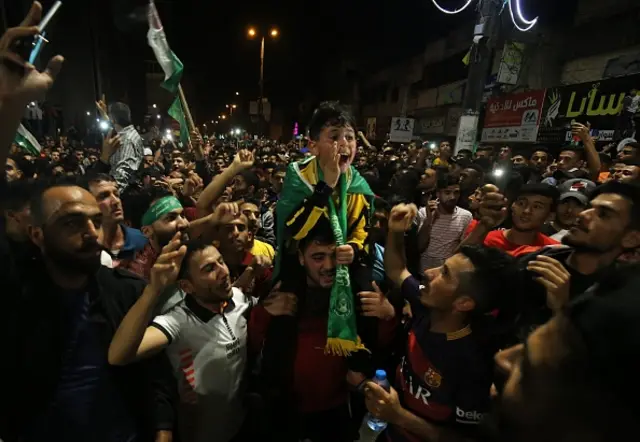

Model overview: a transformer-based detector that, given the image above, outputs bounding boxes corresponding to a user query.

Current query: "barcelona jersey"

[386,276,497,442]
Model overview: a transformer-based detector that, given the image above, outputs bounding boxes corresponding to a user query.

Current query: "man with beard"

[240,199,276,250]
[482,184,560,256]
[418,174,473,271]
[489,266,640,442]
[363,203,521,442]
[480,181,640,338]
[529,147,551,183]
[120,187,191,281]
[0,183,174,442]
[83,174,148,268]
[108,237,285,442]
[458,164,484,211]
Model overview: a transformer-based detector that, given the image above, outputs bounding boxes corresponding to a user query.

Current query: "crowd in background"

[2,3,640,442]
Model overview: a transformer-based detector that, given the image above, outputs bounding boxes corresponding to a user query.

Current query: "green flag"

[148,0,188,141]
[147,1,183,94]
[274,157,375,356]
[169,96,189,146]
[15,123,41,155]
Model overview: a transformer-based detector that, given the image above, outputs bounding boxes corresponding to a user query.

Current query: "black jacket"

[0,255,176,442]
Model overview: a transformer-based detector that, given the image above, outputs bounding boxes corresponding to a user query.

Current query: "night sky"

[5,0,569,124]
[145,0,566,120]
[163,0,463,118]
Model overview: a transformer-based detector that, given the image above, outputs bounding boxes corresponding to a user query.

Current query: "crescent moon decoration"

[430,0,475,14]
[508,0,538,32]
[430,0,538,32]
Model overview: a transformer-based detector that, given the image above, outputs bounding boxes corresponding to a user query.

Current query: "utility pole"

[462,0,501,112]
[258,36,265,137]
[455,0,502,154]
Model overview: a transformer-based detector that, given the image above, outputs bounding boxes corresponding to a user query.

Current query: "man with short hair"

[479,181,640,338]
[613,158,640,183]
[1,183,175,442]
[253,219,397,441]
[5,155,26,182]
[617,141,640,162]
[458,164,484,210]
[240,199,276,252]
[482,183,560,255]
[418,174,473,271]
[104,102,144,191]
[366,203,521,442]
[432,141,452,168]
[491,267,640,442]
[83,174,148,268]
[529,147,551,176]
[108,237,286,442]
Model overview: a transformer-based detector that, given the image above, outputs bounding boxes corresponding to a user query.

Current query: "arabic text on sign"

[565,83,625,118]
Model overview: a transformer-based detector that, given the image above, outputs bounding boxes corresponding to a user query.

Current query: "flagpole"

[178,84,196,134]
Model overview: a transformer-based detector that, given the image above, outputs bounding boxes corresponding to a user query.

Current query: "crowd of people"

[2,3,640,442]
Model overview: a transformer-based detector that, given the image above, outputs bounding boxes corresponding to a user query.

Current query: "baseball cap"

[557,178,596,205]
[143,148,153,156]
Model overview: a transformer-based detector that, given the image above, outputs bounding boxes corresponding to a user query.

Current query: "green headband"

[141,195,183,226]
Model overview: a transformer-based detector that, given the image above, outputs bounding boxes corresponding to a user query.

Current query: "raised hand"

[96,94,108,120]
[319,141,340,188]
[388,203,418,233]
[250,254,272,276]
[149,232,187,292]
[182,171,204,198]
[477,189,508,228]
[100,130,121,163]
[0,2,64,105]
[359,281,395,320]
[571,122,591,142]
[211,202,239,225]
[527,255,571,312]
[232,149,254,171]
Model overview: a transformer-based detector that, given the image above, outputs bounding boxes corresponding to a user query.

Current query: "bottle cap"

[375,369,387,380]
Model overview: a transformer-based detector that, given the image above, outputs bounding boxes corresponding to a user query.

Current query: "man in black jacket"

[0,182,176,442]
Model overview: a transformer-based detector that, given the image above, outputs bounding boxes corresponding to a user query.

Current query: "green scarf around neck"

[274,156,374,356]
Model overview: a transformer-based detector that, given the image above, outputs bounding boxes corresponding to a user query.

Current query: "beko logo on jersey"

[455,407,484,424]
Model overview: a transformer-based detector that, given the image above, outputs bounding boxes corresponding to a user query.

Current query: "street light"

[247,26,280,135]
[86,111,90,116]
[152,104,157,109]
[221,114,227,120]
[235,92,240,96]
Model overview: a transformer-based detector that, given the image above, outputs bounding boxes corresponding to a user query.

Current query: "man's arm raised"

[108,233,186,365]
[385,203,418,287]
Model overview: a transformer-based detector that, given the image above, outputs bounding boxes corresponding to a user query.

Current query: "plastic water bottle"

[366,369,391,432]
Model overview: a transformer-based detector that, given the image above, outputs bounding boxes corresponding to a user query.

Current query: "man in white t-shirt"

[107,229,291,442]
